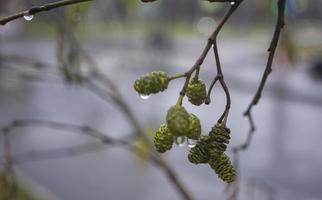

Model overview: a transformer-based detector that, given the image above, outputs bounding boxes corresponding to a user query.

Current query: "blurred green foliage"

[0,172,38,200]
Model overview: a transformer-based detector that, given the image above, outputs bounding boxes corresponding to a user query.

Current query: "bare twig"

[176,0,243,106]
[198,1,243,125]
[235,0,286,152]
[244,0,286,117]
[0,54,46,69]
[211,41,231,124]
[8,142,109,165]
[0,120,137,161]
[0,0,93,25]
[0,120,128,165]
[0,119,192,200]
[229,0,286,199]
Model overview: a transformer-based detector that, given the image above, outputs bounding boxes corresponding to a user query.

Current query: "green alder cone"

[166,105,190,136]
[208,153,236,183]
[188,135,210,164]
[186,78,207,106]
[134,71,169,95]
[153,124,174,153]
[187,113,201,140]
[208,123,231,157]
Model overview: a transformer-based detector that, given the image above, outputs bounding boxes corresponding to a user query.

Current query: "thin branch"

[237,0,286,152]
[244,0,286,116]
[229,1,286,199]
[211,41,231,124]
[4,119,121,144]
[0,120,130,165]
[202,1,243,124]
[0,120,134,163]
[177,0,242,105]
[205,76,219,105]
[8,142,109,165]
[0,54,46,69]
[0,0,93,25]
[0,120,192,200]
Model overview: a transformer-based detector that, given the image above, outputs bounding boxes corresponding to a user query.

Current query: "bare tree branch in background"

[51,13,194,199]
[0,119,193,200]
[0,0,93,25]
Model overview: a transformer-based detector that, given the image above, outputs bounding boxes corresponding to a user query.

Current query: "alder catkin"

[186,78,207,106]
[187,113,201,140]
[134,71,169,95]
[153,124,174,153]
[166,105,190,136]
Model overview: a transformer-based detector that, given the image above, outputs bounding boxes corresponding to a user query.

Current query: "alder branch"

[176,0,243,107]
[0,0,93,25]
[244,0,286,117]
[194,1,243,123]
[229,1,286,199]
[211,41,231,124]
[236,0,286,152]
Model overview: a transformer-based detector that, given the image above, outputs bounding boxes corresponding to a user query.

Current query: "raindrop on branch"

[187,139,197,148]
[175,136,186,147]
[23,14,34,21]
[139,94,151,100]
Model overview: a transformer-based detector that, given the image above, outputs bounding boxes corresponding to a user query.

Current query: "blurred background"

[0,0,322,199]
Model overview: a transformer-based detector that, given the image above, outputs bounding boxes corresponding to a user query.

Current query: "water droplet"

[23,14,34,21]
[175,136,186,147]
[139,94,150,100]
[187,139,197,148]
[230,1,236,5]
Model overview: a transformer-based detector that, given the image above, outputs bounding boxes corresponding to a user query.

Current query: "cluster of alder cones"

[134,71,236,183]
